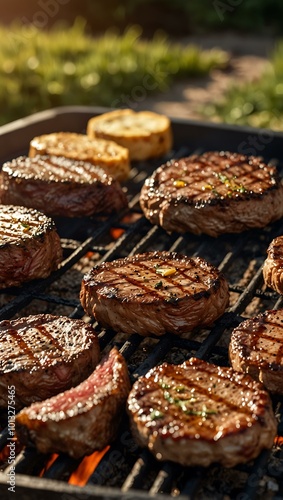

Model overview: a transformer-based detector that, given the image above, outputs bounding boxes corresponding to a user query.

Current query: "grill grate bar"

[42,454,80,481]
[229,265,265,315]
[119,334,145,364]
[194,311,242,361]
[121,450,157,492]
[128,225,165,257]
[149,462,180,496]
[10,448,48,476]
[132,334,174,379]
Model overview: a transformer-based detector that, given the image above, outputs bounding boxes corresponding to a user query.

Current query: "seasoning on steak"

[0,314,100,409]
[0,205,62,289]
[140,151,283,237]
[229,309,283,394]
[262,236,283,294]
[127,357,277,468]
[16,347,131,458]
[0,155,128,218]
[80,251,229,337]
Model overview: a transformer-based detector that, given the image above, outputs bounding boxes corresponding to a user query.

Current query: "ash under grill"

[1,106,283,499]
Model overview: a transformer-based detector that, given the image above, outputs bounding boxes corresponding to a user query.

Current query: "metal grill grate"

[0,106,283,499]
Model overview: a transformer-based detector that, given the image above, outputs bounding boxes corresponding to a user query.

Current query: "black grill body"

[0,106,283,500]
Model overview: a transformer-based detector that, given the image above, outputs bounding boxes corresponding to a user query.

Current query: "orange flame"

[274,435,283,447]
[39,453,59,477]
[68,446,110,487]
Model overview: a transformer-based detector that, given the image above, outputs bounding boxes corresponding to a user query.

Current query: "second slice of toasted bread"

[29,132,130,182]
[87,109,173,161]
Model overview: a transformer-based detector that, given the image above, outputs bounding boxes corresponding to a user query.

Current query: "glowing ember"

[68,446,110,487]
[110,213,142,240]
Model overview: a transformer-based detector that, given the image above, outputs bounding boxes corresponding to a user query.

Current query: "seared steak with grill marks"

[229,309,283,394]
[140,151,283,237]
[0,155,128,217]
[80,251,229,337]
[263,236,283,294]
[127,357,277,467]
[0,314,100,409]
[0,205,62,289]
[16,347,131,458]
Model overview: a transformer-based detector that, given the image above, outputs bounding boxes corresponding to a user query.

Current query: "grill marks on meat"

[140,151,283,237]
[263,236,283,294]
[127,357,277,468]
[0,155,128,217]
[229,309,283,394]
[0,205,62,289]
[80,251,229,337]
[0,314,100,409]
[16,347,131,458]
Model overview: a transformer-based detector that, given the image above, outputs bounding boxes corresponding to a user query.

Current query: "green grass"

[0,19,228,126]
[201,41,283,131]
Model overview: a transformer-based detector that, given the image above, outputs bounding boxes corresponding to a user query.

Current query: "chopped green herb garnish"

[215,172,248,194]
[162,384,217,420]
[21,221,31,231]
[150,409,164,420]
[154,280,163,289]
[175,385,186,393]
[159,381,171,389]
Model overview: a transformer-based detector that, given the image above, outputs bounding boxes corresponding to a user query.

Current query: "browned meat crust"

[127,357,277,467]
[263,236,283,294]
[0,314,100,409]
[0,205,62,289]
[16,347,131,458]
[229,309,283,394]
[140,151,283,237]
[80,251,230,337]
[0,155,128,217]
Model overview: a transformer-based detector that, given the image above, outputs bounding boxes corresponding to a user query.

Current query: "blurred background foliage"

[202,42,283,130]
[0,20,227,126]
[1,0,283,128]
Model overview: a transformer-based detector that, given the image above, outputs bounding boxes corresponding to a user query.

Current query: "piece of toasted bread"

[29,132,130,182]
[86,109,173,161]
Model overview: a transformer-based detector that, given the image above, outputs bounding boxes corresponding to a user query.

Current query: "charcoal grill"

[1,106,283,500]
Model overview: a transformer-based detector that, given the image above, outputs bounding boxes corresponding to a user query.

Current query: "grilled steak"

[0,155,128,218]
[0,205,62,289]
[127,357,277,467]
[229,309,283,394]
[140,151,283,237]
[0,314,100,409]
[263,236,283,294]
[16,347,131,458]
[80,251,229,337]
